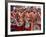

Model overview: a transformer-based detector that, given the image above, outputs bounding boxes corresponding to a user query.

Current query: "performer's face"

[25,12,30,21]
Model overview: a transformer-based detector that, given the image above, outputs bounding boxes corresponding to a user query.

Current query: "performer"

[29,7,38,30]
[13,8,25,31]
[24,11,31,31]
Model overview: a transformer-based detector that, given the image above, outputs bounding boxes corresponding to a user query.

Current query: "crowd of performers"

[11,6,41,31]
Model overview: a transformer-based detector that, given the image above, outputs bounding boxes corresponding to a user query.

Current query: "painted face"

[29,12,37,21]
[18,11,23,18]
[25,12,30,21]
